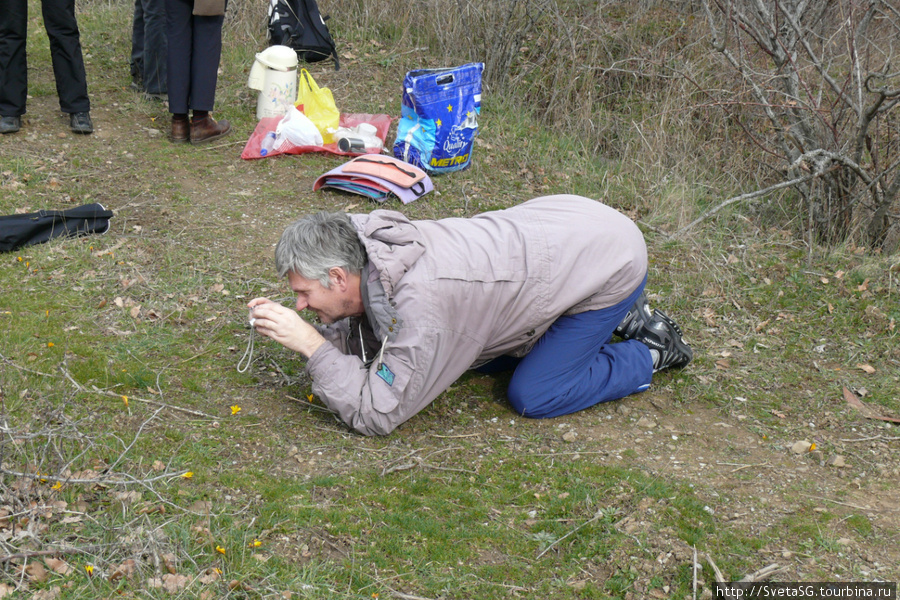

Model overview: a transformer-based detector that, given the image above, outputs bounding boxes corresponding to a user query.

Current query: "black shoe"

[614,292,653,340]
[637,310,693,372]
[0,115,21,134]
[70,112,94,134]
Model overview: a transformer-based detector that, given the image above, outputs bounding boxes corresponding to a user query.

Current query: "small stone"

[791,440,812,454]
[562,430,578,442]
[636,416,657,429]
[827,455,846,468]
[569,581,587,591]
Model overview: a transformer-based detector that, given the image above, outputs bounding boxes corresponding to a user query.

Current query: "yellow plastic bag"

[296,69,340,145]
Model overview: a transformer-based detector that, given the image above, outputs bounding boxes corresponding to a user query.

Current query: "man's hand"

[248,298,326,358]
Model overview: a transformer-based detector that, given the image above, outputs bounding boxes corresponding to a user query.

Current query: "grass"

[2,0,900,598]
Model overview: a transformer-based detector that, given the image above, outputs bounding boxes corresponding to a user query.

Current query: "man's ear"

[329,267,348,290]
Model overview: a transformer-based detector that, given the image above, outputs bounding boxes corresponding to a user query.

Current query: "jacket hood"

[350,210,425,298]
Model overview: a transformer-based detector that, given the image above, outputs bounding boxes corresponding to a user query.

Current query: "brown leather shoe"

[170,118,189,144]
[190,115,232,145]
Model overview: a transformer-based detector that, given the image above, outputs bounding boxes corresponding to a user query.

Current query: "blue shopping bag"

[393,63,483,174]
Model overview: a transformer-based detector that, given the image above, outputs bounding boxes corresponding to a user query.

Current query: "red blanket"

[240,113,393,160]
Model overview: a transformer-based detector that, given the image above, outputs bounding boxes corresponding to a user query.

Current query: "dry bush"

[700,0,900,250]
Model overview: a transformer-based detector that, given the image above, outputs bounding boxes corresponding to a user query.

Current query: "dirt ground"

[7,84,900,595]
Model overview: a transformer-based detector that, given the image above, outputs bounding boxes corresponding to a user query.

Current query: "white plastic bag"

[276,106,323,147]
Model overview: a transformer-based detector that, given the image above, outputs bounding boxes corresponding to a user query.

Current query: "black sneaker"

[0,115,21,134]
[614,292,653,340]
[70,112,94,134]
[637,310,693,372]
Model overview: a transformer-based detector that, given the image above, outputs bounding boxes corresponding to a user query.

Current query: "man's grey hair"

[275,212,367,287]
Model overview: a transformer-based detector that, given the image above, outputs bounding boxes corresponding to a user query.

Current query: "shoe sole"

[190,127,232,145]
[651,310,693,371]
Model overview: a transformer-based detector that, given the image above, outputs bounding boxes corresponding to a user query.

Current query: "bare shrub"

[701,0,900,249]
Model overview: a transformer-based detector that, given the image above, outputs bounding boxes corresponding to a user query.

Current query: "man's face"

[288,270,354,324]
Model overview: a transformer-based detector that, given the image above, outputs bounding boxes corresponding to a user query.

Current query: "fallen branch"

[740,563,787,582]
[0,545,108,564]
[840,435,900,442]
[717,461,772,473]
[536,509,606,559]
[0,467,190,486]
[708,553,786,584]
[286,395,334,414]
[693,546,700,600]
[800,494,874,512]
[56,366,217,419]
[673,165,837,238]
[381,463,417,476]
[707,552,726,583]
[391,593,436,600]
[0,353,55,377]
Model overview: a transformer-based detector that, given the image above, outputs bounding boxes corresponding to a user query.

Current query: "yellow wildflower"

[85,565,94,576]
[181,471,194,479]
[249,539,262,548]
[122,395,129,407]
[231,405,241,415]
[215,545,226,555]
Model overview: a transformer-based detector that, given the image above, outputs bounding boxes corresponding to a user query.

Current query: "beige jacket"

[306,195,648,435]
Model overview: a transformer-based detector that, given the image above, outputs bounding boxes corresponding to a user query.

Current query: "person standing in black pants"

[0,0,94,134]
[165,0,231,144]
[130,0,168,99]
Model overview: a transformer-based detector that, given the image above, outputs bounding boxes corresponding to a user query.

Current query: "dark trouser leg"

[188,12,223,111]
[41,0,90,114]
[141,0,167,94]
[164,0,191,114]
[131,0,145,83]
[0,0,28,116]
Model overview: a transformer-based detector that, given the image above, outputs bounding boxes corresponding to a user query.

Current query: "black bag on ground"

[267,0,339,70]
[0,203,114,253]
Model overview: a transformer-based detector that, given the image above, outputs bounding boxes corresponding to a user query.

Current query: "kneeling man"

[249,195,692,436]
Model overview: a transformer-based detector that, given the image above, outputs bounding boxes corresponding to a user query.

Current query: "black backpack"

[268,0,339,70]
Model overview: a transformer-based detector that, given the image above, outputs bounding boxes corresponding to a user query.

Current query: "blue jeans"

[480,279,653,418]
